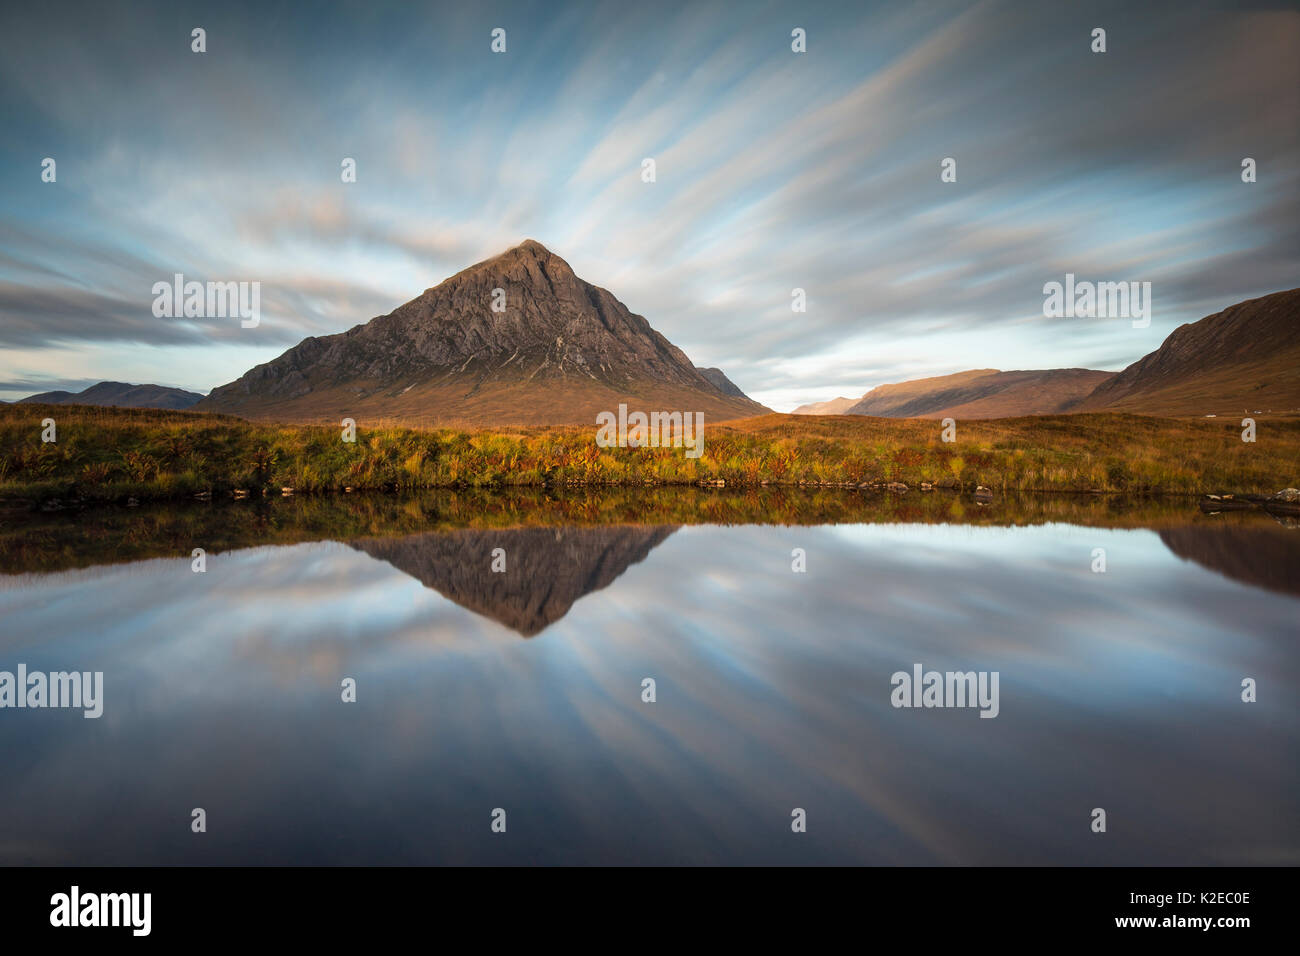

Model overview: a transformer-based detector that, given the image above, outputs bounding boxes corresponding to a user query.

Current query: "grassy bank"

[0,486,1286,577]
[1,404,1296,505]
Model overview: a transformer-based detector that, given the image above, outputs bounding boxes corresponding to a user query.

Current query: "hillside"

[1077,288,1300,416]
[843,368,1114,419]
[792,396,859,415]
[697,367,749,398]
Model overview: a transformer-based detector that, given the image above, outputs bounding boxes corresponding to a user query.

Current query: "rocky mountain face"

[1076,287,1300,416]
[842,368,1114,419]
[18,381,204,410]
[198,240,767,426]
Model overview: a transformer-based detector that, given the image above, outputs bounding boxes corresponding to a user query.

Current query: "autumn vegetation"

[1,404,1296,507]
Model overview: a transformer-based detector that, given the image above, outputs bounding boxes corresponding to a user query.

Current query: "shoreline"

[8,482,1300,516]
[3,486,1296,580]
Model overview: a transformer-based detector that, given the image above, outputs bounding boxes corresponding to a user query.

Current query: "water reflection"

[0,496,1296,865]
[352,525,677,636]
[346,516,1300,635]
[1159,523,1300,597]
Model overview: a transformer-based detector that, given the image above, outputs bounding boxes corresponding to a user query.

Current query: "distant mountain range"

[795,287,1300,419]
[196,240,767,426]
[18,381,204,410]
[796,368,1114,419]
[11,257,1295,424]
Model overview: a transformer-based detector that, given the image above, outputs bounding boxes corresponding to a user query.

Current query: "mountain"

[842,368,1114,419]
[1076,288,1300,416]
[351,524,677,636]
[197,240,768,426]
[18,381,204,410]
[792,396,859,416]
[790,289,1299,421]
[697,367,748,398]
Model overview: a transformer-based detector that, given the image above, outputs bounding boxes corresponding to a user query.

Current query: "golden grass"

[1,403,1296,504]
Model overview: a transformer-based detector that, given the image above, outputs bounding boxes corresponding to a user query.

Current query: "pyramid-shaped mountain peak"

[459,238,574,281]
[198,243,768,426]
[478,238,555,264]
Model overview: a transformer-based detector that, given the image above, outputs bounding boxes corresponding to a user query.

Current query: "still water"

[0,495,1296,864]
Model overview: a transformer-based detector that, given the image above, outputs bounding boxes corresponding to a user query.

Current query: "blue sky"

[1,0,1296,409]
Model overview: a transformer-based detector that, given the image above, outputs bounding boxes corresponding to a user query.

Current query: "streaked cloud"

[0,0,1295,406]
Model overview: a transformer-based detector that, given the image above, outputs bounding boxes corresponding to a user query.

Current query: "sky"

[0,0,1296,410]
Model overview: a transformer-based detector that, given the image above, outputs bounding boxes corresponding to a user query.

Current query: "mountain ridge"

[17,381,204,410]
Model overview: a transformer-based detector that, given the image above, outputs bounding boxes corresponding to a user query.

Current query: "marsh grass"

[1,404,1295,505]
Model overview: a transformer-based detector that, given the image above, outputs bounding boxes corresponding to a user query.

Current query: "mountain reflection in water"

[346,519,1300,636]
[351,526,677,636]
[0,492,1295,865]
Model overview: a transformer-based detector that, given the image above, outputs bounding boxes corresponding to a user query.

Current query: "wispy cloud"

[1,0,1295,405]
